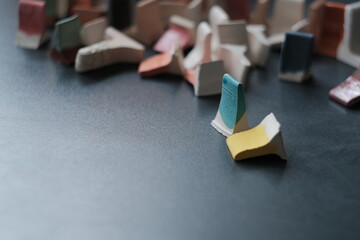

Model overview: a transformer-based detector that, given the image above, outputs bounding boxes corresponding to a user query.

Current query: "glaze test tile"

[184,61,225,97]
[329,67,360,107]
[226,113,287,161]
[16,0,48,49]
[138,44,184,77]
[53,15,82,52]
[279,32,314,83]
[212,74,249,137]
[75,27,145,72]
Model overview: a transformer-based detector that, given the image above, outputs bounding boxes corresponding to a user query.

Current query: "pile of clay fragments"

[16,0,360,161]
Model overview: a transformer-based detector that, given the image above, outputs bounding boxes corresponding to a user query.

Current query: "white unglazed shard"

[80,17,107,46]
[271,20,308,49]
[75,27,145,73]
[262,113,287,160]
[217,45,251,84]
[209,5,230,59]
[246,24,270,66]
[209,6,255,67]
[252,0,305,48]
[184,22,212,70]
[269,0,305,36]
[159,0,202,28]
[337,1,360,68]
[217,20,248,46]
[125,0,164,45]
[187,0,202,24]
[216,20,252,67]
[194,60,225,96]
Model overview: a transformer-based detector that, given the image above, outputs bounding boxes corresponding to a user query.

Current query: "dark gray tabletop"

[0,1,359,240]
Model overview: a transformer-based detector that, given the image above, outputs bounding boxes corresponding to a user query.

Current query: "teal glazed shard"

[219,74,246,129]
[211,74,248,137]
[53,16,81,52]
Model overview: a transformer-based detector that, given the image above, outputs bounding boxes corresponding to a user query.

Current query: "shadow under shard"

[234,154,288,183]
[77,63,139,85]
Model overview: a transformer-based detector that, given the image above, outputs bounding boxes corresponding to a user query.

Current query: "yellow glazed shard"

[226,113,287,161]
[227,125,269,158]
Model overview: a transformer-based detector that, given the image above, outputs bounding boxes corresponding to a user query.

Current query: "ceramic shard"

[184,22,212,70]
[75,27,145,72]
[246,25,270,67]
[226,113,287,161]
[253,0,306,48]
[217,45,251,84]
[209,5,230,59]
[279,32,314,83]
[138,44,185,77]
[51,15,82,65]
[80,17,107,46]
[16,0,48,49]
[184,61,225,97]
[211,74,249,137]
[159,0,201,28]
[309,0,345,57]
[329,67,360,107]
[193,61,225,97]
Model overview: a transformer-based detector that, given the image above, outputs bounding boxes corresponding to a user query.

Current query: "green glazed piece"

[53,16,81,52]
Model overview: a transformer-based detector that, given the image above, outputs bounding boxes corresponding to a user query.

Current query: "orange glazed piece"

[138,53,172,78]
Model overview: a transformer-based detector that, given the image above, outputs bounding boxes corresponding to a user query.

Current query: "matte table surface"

[0,1,359,240]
